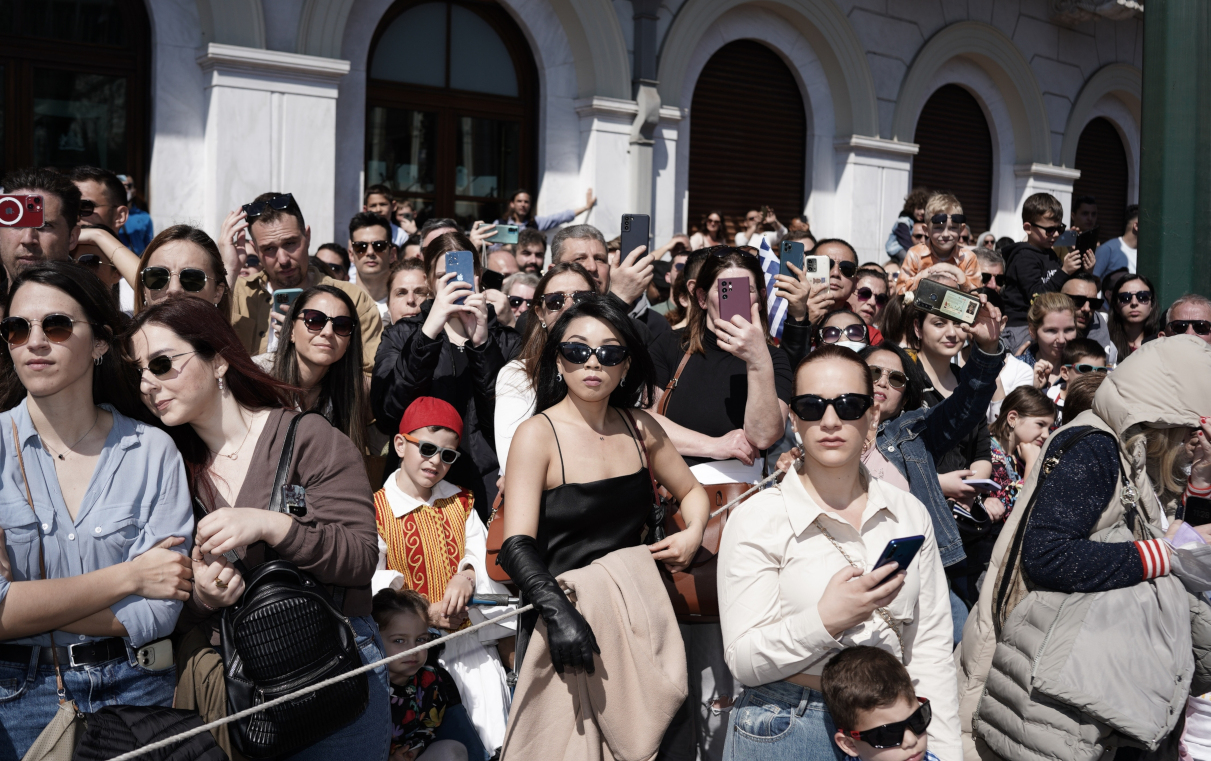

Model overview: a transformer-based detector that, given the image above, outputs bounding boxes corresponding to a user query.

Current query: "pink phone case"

[718,276,752,323]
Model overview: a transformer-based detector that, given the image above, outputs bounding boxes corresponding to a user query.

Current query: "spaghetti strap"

[616,408,646,470]
[539,412,567,485]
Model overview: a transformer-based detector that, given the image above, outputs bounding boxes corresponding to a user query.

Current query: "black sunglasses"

[245,254,261,267]
[1067,294,1103,310]
[870,365,908,389]
[1029,221,1066,236]
[1,314,92,347]
[1117,290,1153,306]
[1168,319,1211,336]
[789,393,873,422]
[401,433,460,464]
[351,240,390,255]
[242,193,296,219]
[78,200,112,216]
[818,324,868,345]
[557,342,630,367]
[73,253,118,273]
[855,287,889,306]
[299,309,355,337]
[140,350,197,378]
[541,290,594,312]
[507,295,529,309]
[980,272,1004,287]
[1064,363,1109,374]
[929,213,966,226]
[142,266,209,293]
[829,258,858,279]
[911,232,928,241]
[844,698,932,749]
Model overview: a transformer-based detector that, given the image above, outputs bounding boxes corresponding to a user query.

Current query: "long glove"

[498,534,600,674]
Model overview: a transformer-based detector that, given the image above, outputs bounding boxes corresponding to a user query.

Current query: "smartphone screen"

[620,214,651,261]
[718,276,752,323]
[444,251,476,305]
[779,240,805,277]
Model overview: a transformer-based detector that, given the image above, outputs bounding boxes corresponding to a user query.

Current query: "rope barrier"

[708,468,785,519]
[104,603,534,761]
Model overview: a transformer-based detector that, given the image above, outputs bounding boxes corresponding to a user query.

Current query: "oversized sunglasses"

[142,266,209,293]
[855,287,889,306]
[789,392,873,422]
[1168,319,1211,336]
[401,433,460,464]
[818,324,868,345]
[73,253,118,274]
[140,350,197,378]
[541,290,594,312]
[351,240,390,255]
[1,314,92,346]
[1067,294,1103,310]
[242,193,296,219]
[930,213,967,226]
[507,295,529,309]
[843,698,932,749]
[1117,290,1152,305]
[299,309,355,337]
[1029,221,1066,236]
[980,272,1004,287]
[557,342,630,367]
[1065,363,1109,374]
[870,365,908,389]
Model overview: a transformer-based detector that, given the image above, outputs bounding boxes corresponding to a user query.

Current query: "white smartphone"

[963,478,1001,493]
[802,255,830,286]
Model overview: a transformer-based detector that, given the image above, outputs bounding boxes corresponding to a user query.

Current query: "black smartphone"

[481,268,504,292]
[620,214,651,261]
[1075,229,1098,255]
[871,535,925,587]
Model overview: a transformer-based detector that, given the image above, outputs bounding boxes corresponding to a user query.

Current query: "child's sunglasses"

[401,433,460,464]
[844,698,932,749]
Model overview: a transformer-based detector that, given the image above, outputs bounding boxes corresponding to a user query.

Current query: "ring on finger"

[215,579,228,589]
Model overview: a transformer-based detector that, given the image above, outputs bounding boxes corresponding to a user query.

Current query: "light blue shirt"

[0,400,193,647]
[1093,237,1135,279]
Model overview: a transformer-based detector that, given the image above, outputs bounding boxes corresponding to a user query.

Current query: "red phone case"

[718,276,752,323]
[0,195,44,228]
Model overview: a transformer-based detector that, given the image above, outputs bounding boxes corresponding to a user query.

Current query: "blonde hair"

[1124,425,1190,498]
[1027,292,1076,332]
[924,192,962,219]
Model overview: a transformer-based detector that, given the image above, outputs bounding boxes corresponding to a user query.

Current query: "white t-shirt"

[988,354,1036,423]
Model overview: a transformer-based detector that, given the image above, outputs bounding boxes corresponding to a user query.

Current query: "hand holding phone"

[717,276,753,323]
[962,478,1001,494]
[871,535,925,587]
[444,251,476,305]
[780,240,805,277]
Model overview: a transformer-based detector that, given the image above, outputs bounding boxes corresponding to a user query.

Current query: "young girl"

[988,386,1057,518]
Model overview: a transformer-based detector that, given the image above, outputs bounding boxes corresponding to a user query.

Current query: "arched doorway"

[0,0,151,185]
[365,0,538,228]
[688,41,806,241]
[912,84,994,236]
[1073,117,1129,244]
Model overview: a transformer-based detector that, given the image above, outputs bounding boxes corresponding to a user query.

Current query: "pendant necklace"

[212,416,254,461]
[41,410,100,461]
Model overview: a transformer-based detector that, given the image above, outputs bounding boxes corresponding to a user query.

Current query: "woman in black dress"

[498,296,708,673]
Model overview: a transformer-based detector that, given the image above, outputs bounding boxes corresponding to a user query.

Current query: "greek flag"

[750,234,788,339]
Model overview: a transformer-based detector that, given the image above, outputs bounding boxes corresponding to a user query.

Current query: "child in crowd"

[373,589,485,761]
[1048,337,1109,411]
[988,386,1057,518]
[822,646,943,761]
[1060,369,1107,425]
[373,396,512,757]
[895,192,982,294]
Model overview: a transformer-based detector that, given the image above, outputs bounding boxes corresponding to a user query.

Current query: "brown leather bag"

[484,492,512,584]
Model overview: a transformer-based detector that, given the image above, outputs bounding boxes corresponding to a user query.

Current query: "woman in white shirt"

[718,344,961,761]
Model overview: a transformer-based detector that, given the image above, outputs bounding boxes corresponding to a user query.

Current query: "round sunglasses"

[869,365,908,389]
[142,266,209,293]
[818,324,868,345]
[298,309,355,337]
[139,350,197,378]
[854,287,889,306]
[1116,290,1153,306]
[1168,319,1211,336]
[541,290,594,312]
[401,433,460,464]
[1,314,93,346]
[557,342,630,367]
[843,698,932,749]
[789,393,873,422]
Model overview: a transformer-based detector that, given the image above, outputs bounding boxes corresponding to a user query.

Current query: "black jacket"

[371,300,522,517]
[1003,242,1071,326]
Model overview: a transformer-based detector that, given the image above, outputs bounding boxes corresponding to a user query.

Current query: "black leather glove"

[498,534,600,674]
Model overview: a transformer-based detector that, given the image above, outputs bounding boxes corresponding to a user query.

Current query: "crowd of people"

[0,163,1208,761]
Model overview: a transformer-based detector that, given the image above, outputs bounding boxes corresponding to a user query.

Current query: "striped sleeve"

[1184,481,1211,506]
[1135,538,1171,580]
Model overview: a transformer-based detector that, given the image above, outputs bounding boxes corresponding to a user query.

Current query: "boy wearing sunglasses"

[823,646,942,761]
[894,193,982,295]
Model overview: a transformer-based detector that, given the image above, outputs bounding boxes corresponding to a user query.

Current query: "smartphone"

[910,278,981,325]
[620,214,651,260]
[1075,229,1098,254]
[135,638,174,671]
[802,254,830,286]
[1055,229,1078,248]
[871,535,926,586]
[0,195,44,228]
[488,223,519,245]
[444,250,476,305]
[480,268,504,292]
[718,276,752,323]
[963,478,1001,494]
[779,240,805,277]
[273,288,304,314]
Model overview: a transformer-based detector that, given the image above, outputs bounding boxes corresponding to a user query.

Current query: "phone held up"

[908,278,981,326]
[718,276,752,323]
[0,195,44,228]
[444,250,476,305]
[487,223,519,245]
[480,268,504,292]
[779,240,805,277]
[870,535,925,587]
[620,214,651,261]
[273,288,304,314]
[803,254,830,286]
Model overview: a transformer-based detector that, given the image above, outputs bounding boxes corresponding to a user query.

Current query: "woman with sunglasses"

[127,296,391,761]
[1108,274,1161,359]
[690,211,727,251]
[847,270,890,328]
[1016,292,1077,389]
[718,344,961,761]
[811,309,871,353]
[0,263,195,759]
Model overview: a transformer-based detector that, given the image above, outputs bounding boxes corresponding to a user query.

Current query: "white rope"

[707,468,784,519]
[104,603,535,761]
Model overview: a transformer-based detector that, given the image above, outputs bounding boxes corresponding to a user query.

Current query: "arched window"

[912,84,994,236]
[366,0,537,228]
[0,0,150,184]
[688,41,806,239]
[1073,117,1129,244]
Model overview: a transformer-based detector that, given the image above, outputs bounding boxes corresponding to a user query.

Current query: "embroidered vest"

[375,487,475,603]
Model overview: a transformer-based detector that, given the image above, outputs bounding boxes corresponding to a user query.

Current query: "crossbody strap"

[813,516,904,660]
[657,351,692,417]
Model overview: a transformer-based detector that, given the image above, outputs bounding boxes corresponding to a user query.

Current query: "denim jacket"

[875,346,1006,568]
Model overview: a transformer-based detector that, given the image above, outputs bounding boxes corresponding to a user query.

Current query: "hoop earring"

[541,322,547,329]
[556,373,563,383]
[93,355,102,366]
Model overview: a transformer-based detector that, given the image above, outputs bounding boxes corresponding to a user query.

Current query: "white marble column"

[832,137,919,264]
[574,97,640,240]
[651,106,684,244]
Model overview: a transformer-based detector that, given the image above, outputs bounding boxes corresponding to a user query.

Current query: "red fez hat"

[400,397,463,439]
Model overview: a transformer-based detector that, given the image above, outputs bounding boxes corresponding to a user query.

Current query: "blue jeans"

[0,641,176,761]
[435,703,489,760]
[285,615,392,761]
[723,682,847,761]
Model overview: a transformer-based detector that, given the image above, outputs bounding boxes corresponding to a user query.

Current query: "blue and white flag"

[750,234,788,339]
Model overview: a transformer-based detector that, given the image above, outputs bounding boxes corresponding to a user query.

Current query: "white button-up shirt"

[718,466,961,760]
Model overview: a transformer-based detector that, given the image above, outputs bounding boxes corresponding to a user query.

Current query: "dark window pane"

[453,200,503,230]
[449,5,517,96]
[6,0,127,46]
[366,106,438,194]
[0,64,5,177]
[369,3,446,88]
[32,68,127,171]
[455,116,518,199]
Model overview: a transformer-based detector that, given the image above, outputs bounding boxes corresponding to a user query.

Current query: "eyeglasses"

[401,433,461,464]
[1064,363,1109,374]
[73,253,118,274]
[855,287,889,306]
[829,258,858,279]
[557,342,630,367]
[789,393,874,422]
[1029,221,1066,236]
[1116,290,1153,306]
[929,213,967,226]
[869,365,908,389]
[980,272,1004,287]
[817,324,869,345]
[242,193,296,219]
[507,296,529,309]
[139,350,197,378]
[298,309,355,337]
[1067,294,1103,310]
[245,254,261,268]
[1,314,93,347]
[142,266,209,293]
[911,232,928,242]
[843,698,932,749]
[541,290,594,312]
[78,200,113,216]
[1168,319,1211,336]
[350,240,390,255]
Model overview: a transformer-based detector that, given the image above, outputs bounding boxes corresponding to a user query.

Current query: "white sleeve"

[494,362,535,478]
[372,534,405,595]
[460,511,518,639]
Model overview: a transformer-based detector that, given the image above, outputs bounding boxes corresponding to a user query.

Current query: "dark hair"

[1124,204,1140,227]
[858,343,924,415]
[994,236,1015,252]
[1067,271,1102,291]
[1062,337,1107,366]
[388,256,427,290]
[990,386,1057,444]
[248,191,306,236]
[535,296,655,412]
[811,308,867,350]
[1,262,153,421]
[69,166,126,208]
[422,231,481,284]
[136,225,232,318]
[899,187,931,217]
[517,227,546,252]
[1063,371,1106,423]
[271,285,366,452]
[695,210,726,244]
[316,242,351,270]
[665,250,709,328]
[784,229,815,244]
[855,267,888,292]
[876,294,912,346]
[372,587,431,630]
[126,297,298,505]
[813,238,858,262]
[419,217,460,243]
[684,250,771,355]
[821,646,917,732]
[363,184,394,206]
[2,167,81,228]
[518,262,596,391]
[793,344,874,397]
[403,234,422,250]
[1071,195,1098,214]
[348,211,392,239]
[1022,192,1063,224]
[505,188,533,223]
[1108,274,1161,358]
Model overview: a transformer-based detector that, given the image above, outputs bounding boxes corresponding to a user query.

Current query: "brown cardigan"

[180,409,379,632]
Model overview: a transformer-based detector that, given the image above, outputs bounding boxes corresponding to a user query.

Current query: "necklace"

[41,410,100,461]
[211,417,254,461]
